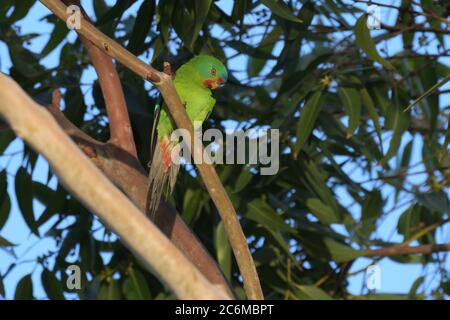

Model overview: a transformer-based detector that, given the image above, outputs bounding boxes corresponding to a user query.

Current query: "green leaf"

[245,199,292,232]
[0,170,11,230]
[360,88,382,148]
[396,204,440,242]
[420,0,444,46]
[122,269,151,300]
[182,189,204,224]
[55,227,81,269]
[338,87,361,136]
[227,40,275,60]
[260,0,302,23]
[397,205,418,239]
[278,51,332,95]
[360,89,379,128]
[14,274,33,300]
[7,35,44,78]
[98,280,122,300]
[360,190,383,237]
[97,0,133,25]
[408,276,425,299]
[15,167,38,236]
[397,0,414,49]
[127,0,155,55]
[0,275,5,297]
[0,235,15,247]
[266,228,295,260]
[294,285,333,300]
[41,269,65,300]
[445,113,450,149]
[41,20,69,58]
[324,238,363,262]
[157,0,175,44]
[214,222,231,279]
[190,0,212,47]
[303,161,340,214]
[34,183,66,227]
[234,167,253,193]
[404,73,450,112]
[417,191,449,214]
[389,254,425,264]
[150,36,164,63]
[355,15,394,70]
[383,93,410,162]
[231,0,249,22]
[247,27,281,77]
[441,280,450,296]
[306,198,339,224]
[400,139,413,169]
[295,91,322,151]
[0,130,15,155]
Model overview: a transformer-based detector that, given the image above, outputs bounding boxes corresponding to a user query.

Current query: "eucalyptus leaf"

[355,15,394,70]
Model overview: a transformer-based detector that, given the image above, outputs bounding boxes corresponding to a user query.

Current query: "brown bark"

[62,0,137,156]
[48,104,234,297]
[39,0,262,299]
[365,243,450,257]
[0,73,229,300]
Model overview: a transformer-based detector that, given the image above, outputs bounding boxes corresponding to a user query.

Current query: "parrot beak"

[203,77,226,90]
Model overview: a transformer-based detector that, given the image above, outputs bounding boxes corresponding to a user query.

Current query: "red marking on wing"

[159,140,172,173]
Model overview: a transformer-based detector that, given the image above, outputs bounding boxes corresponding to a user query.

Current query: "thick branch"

[0,83,234,296]
[0,73,228,300]
[39,0,263,299]
[47,98,234,298]
[62,0,137,156]
[364,243,450,257]
[0,118,8,132]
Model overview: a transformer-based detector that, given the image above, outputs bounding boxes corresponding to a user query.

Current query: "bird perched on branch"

[147,55,228,219]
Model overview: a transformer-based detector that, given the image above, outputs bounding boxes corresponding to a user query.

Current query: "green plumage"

[156,55,227,137]
[147,55,228,219]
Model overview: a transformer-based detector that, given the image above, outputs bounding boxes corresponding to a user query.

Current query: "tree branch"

[364,243,450,257]
[46,95,234,298]
[39,0,263,299]
[0,73,228,300]
[0,34,234,299]
[48,1,234,297]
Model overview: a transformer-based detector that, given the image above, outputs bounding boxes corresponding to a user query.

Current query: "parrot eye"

[210,68,217,76]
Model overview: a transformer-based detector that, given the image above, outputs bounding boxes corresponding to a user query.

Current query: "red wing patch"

[159,140,172,173]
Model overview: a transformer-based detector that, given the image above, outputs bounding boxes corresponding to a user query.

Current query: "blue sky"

[0,0,449,299]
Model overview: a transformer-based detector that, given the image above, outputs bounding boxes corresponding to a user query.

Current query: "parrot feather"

[146,55,228,220]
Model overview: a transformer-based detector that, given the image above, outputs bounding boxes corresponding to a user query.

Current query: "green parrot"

[147,55,228,219]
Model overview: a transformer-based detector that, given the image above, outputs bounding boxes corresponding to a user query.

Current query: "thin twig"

[39,0,263,299]
[404,73,450,112]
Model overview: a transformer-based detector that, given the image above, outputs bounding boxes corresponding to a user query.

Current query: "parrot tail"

[146,137,180,220]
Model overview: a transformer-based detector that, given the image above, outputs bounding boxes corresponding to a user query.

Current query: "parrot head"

[191,55,228,90]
